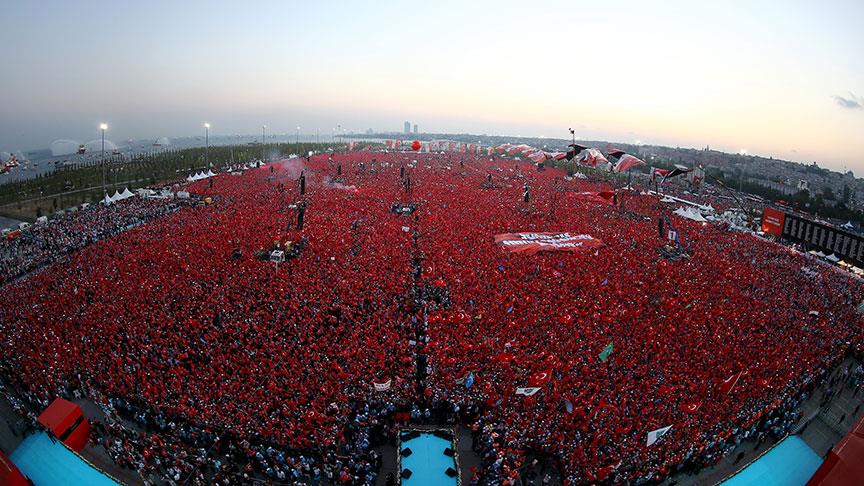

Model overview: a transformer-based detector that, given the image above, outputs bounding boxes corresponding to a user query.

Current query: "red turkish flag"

[567,191,615,205]
[613,154,645,173]
[528,369,552,388]
[718,371,742,395]
[680,401,703,414]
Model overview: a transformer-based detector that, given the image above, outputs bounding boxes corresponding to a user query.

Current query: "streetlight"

[262,125,266,162]
[296,126,300,144]
[204,123,210,168]
[100,123,108,200]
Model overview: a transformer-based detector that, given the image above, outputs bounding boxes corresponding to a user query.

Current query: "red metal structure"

[37,398,91,453]
[0,450,28,486]
[807,414,864,485]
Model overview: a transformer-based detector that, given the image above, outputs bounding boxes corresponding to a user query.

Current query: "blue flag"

[465,372,475,389]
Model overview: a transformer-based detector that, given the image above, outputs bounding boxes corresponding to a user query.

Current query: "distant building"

[749,178,797,196]
[404,121,411,134]
[798,179,810,192]
[413,124,418,134]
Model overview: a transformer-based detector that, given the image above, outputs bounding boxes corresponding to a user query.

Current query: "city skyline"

[1,0,862,171]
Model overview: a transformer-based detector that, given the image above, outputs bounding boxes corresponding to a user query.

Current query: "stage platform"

[720,436,822,486]
[401,431,457,486]
[10,431,118,485]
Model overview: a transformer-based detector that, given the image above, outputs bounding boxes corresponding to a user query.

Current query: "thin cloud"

[835,92,863,110]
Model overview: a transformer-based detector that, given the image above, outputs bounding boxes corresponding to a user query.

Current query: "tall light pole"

[100,123,108,200]
[204,123,210,168]
[262,125,266,162]
[296,126,300,144]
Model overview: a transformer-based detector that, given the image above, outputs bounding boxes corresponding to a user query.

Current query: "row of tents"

[187,170,216,182]
[100,188,135,205]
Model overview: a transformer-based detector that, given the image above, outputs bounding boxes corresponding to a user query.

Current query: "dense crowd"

[0,196,186,284]
[0,152,861,484]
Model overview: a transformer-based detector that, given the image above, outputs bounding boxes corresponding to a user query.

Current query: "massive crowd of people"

[0,197,186,284]
[0,151,861,484]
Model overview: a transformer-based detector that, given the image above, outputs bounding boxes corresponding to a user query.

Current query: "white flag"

[515,387,541,396]
[373,380,391,392]
[646,425,673,446]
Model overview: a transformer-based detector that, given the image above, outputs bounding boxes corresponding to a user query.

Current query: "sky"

[1,0,863,170]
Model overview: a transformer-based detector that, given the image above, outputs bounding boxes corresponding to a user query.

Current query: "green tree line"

[0,143,332,208]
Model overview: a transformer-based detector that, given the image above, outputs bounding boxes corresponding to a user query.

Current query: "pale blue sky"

[1,0,862,169]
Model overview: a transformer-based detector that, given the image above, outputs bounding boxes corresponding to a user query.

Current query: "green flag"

[599,342,614,363]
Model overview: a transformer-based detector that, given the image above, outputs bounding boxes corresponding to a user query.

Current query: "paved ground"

[0,215,23,231]
[0,396,26,458]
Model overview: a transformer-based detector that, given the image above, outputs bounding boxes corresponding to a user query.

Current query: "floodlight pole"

[100,123,108,200]
[204,123,210,169]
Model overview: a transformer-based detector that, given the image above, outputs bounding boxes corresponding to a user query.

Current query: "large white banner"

[373,379,391,392]
[495,232,604,255]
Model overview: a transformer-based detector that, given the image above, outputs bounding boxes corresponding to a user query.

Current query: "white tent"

[673,206,707,222]
[187,170,216,182]
[112,187,135,201]
[653,192,713,212]
[826,254,840,263]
